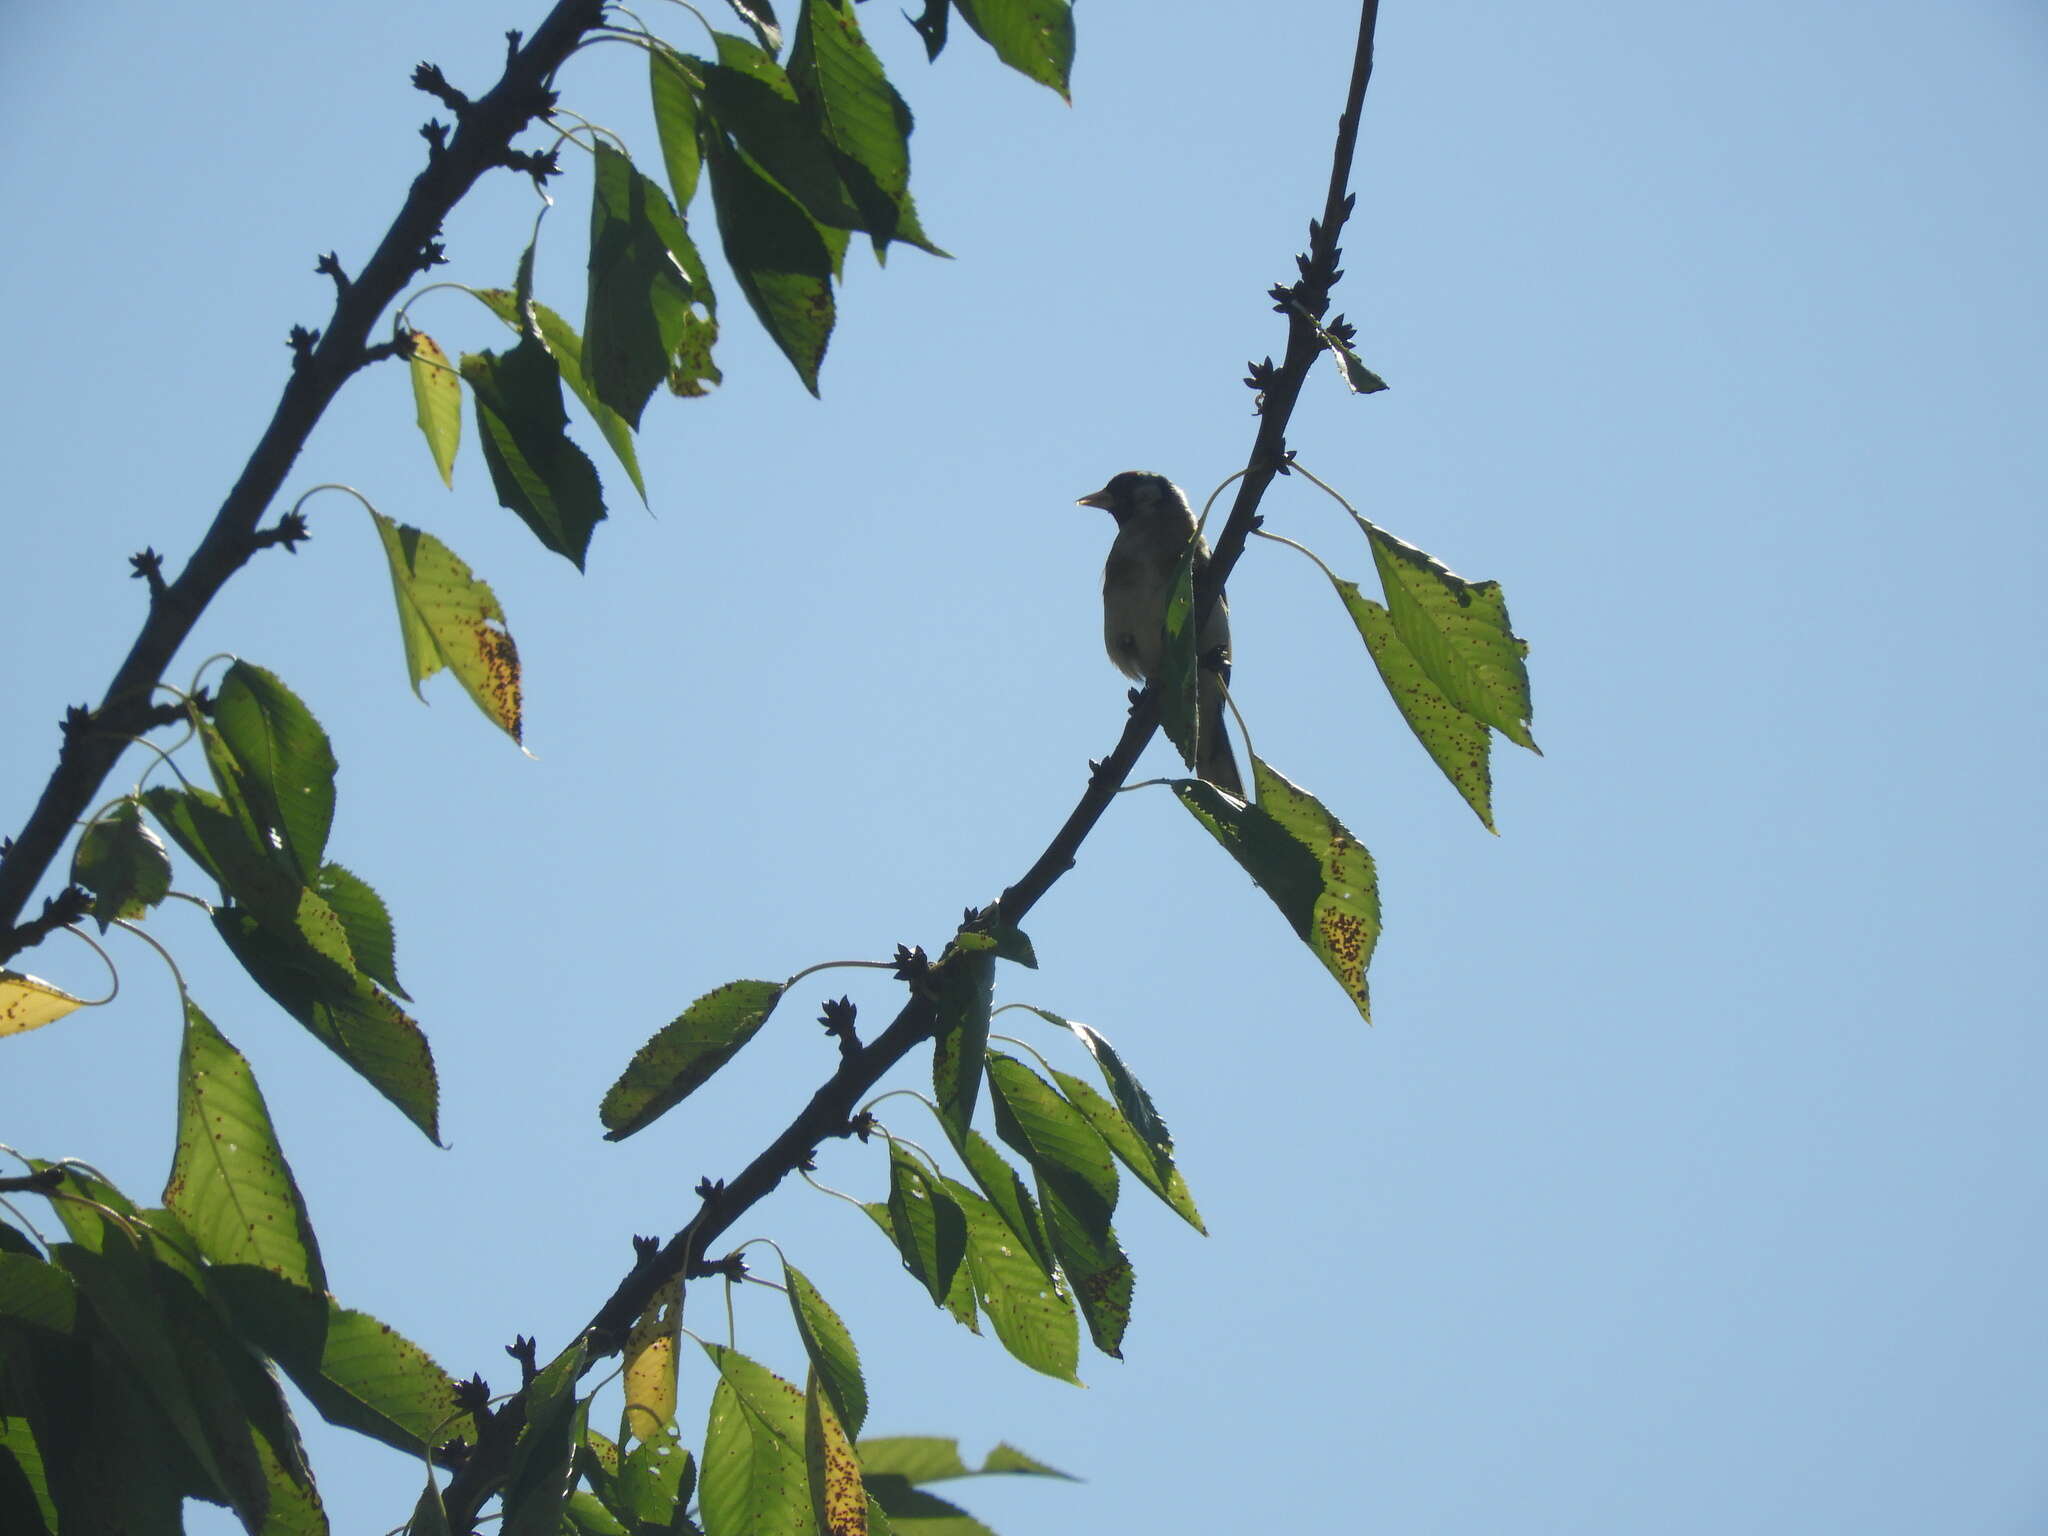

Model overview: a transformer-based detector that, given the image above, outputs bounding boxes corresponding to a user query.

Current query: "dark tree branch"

[0,0,608,965]
[434,3,1385,1527]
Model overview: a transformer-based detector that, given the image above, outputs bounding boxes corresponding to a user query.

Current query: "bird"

[1076,470,1245,797]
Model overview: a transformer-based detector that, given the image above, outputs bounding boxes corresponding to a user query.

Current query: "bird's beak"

[1076,486,1114,510]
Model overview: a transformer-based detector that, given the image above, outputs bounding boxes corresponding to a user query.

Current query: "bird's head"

[1076,470,1187,526]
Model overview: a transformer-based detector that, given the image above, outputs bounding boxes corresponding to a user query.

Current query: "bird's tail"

[1197,670,1245,798]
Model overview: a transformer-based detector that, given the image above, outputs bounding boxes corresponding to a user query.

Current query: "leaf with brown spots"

[370,510,524,744]
[407,329,462,487]
[600,979,786,1140]
[1175,754,1379,1023]
[163,997,324,1293]
[1337,580,1498,830]
[0,969,85,1037]
[806,1367,867,1536]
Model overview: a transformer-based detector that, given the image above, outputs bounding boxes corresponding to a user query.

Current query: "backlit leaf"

[370,510,524,742]
[0,972,85,1038]
[71,799,171,926]
[408,330,463,486]
[601,980,786,1140]
[953,0,1074,99]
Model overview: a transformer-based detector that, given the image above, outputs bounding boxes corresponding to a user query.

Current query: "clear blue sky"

[4,2,2045,1532]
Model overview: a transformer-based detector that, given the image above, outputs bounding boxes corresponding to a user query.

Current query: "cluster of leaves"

[406,0,1074,574]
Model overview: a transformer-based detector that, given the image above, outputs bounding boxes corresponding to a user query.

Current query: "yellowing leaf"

[806,1369,866,1536]
[0,971,86,1037]
[624,1278,682,1443]
[408,331,463,488]
[370,510,524,743]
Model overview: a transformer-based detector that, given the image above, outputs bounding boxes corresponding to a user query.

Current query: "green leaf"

[857,1435,1075,1484]
[586,142,699,429]
[1051,1067,1203,1234]
[139,783,294,919]
[1156,532,1202,776]
[214,908,441,1141]
[724,0,782,53]
[949,1128,1054,1280]
[1174,754,1380,1023]
[1337,579,1497,829]
[704,132,836,394]
[600,979,786,1140]
[502,1339,589,1536]
[985,1053,1116,1234]
[71,798,170,926]
[784,1262,866,1439]
[474,289,656,499]
[1025,1011,1202,1233]
[1360,517,1537,752]
[274,1300,479,1457]
[461,336,608,567]
[699,1348,810,1536]
[56,1236,270,1527]
[408,329,464,486]
[1034,1174,1131,1359]
[0,1253,76,1334]
[617,1419,697,1528]
[650,43,704,209]
[940,1176,1080,1384]
[953,0,1075,99]
[209,661,337,885]
[788,0,941,256]
[313,860,407,1000]
[562,1489,630,1536]
[369,509,525,742]
[1316,319,1388,394]
[699,35,858,260]
[162,997,325,1294]
[880,1144,967,1311]
[928,942,993,1144]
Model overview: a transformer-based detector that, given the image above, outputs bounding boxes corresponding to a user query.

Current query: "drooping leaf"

[71,799,170,926]
[600,979,786,1140]
[369,510,524,741]
[1359,517,1537,752]
[623,1277,682,1443]
[585,142,699,429]
[214,908,440,1141]
[806,1368,867,1536]
[1174,754,1379,1023]
[1337,579,1496,828]
[473,289,654,499]
[502,1339,590,1536]
[1156,533,1202,776]
[461,336,608,567]
[724,0,782,53]
[704,132,836,394]
[699,35,859,261]
[785,1262,866,1439]
[0,972,85,1038]
[1021,1010,1202,1233]
[1316,318,1389,394]
[561,1490,630,1536]
[788,0,942,256]
[408,329,464,486]
[162,998,324,1293]
[209,661,337,885]
[940,1176,1080,1384]
[313,861,408,1000]
[273,1299,478,1457]
[952,0,1075,99]
[649,43,705,210]
[907,0,949,60]
[949,1128,1054,1280]
[139,783,296,925]
[1051,1068,1203,1234]
[857,1435,1075,1484]
[1033,1174,1131,1359]
[879,1144,967,1311]
[617,1418,696,1529]
[699,1348,811,1536]
[985,1053,1116,1236]
[928,941,993,1144]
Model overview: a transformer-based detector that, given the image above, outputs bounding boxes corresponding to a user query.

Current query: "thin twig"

[436,2,1385,1525]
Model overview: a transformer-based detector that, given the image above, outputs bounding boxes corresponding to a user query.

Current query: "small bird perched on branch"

[1077,471,1245,797]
